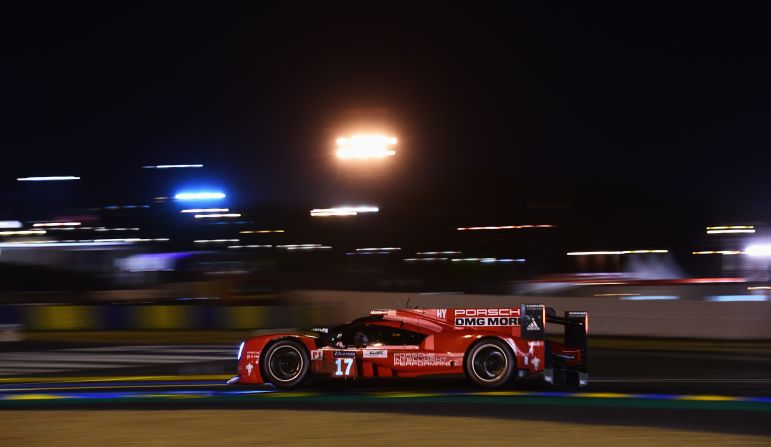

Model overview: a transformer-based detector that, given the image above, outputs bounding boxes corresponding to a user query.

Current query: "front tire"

[262,339,310,389]
[465,339,515,388]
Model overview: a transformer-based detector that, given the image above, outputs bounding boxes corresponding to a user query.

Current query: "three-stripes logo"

[526,319,540,331]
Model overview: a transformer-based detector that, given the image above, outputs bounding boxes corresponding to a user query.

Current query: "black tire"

[465,339,515,388]
[262,339,310,389]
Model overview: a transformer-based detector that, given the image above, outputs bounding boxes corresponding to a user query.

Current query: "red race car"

[231,304,588,389]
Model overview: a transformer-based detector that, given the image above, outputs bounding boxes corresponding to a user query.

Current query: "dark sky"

[2,3,770,223]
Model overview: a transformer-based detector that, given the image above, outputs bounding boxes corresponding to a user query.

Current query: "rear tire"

[262,339,310,389]
[465,339,515,388]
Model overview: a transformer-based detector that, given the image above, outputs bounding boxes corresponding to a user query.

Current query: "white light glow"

[193,213,241,219]
[336,135,397,159]
[310,206,379,217]
[181,208,229,213]
[416,251,461,256]
[0,221,22,229]
[240,229,285,234]
[143,164,204,169]
[17,176,80,181]
[227,245,273,249]
[32,222,81,228]
[0,241,130,248]
[194,239,239,243]
[174,192,226,200]
[619,296,679,301]
[745,244,771,258]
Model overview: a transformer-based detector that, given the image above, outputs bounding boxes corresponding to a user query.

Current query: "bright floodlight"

[745,244,771,258]
[336,135,397,159]
[174,192,226,200]
[17,176,80,182]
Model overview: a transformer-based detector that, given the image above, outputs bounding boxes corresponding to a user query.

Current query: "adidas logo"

[527,319,540,331]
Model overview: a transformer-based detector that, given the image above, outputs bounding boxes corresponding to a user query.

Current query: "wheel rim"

[471,344,508,382]
[268,345,304,382]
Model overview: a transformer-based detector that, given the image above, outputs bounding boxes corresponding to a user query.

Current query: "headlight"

[237,341,245,360]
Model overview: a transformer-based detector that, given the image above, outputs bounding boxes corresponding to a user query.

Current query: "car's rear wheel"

[465,339,515,388]
[262,339,310,389]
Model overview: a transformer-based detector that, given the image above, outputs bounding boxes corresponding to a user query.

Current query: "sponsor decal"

[333,350,356,358]
[454,317,520,327]
[363,349,388,358]
[245,363,254,375]
[312,327,329,333]
[245,351,260,363]
[455,308,520,317]
[393,352,452,367]
[311,349,323,360]
[526,318,540,331]
[527,341,544,347]
[436,309,447,319]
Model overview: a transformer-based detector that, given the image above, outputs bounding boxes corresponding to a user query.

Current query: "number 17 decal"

[335,358,354,376]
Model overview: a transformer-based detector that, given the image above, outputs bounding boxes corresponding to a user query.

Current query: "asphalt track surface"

[0,343,769,437]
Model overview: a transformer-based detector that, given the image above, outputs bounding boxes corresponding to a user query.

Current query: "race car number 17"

[335,358,354,376]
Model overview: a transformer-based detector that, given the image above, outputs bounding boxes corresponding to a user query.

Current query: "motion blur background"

[0,2,770,339]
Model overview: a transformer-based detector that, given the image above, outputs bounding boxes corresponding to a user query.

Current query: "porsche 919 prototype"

[231,304,588,389]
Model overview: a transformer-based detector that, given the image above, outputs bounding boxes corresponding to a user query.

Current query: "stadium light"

[174,192,226,200]
[336,135,397,159]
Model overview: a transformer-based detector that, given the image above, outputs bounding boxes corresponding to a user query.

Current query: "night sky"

[2,4,770,227]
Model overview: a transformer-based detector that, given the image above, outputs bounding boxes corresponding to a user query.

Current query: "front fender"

[238,334,318,384]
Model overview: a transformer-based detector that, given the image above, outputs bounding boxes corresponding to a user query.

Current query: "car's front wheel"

[262,339,310,389]
[465,339,515,388]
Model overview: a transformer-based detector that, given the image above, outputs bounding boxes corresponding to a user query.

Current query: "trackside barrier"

[0,304,334,332]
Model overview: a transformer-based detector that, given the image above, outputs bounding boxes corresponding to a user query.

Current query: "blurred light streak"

[0,230,45,236]
[278,244,322,248]
[227,245,272,249]
[707,295,768,302]
[745,244,771,257]
[416,251,461,255]
[174,192,225,200]
[619,296,679,301]
[0,241,129,248]
[567,250,668,256]
[193,239,239,243]
[142,164,203,169]
[193,213,241,219]
[747,286,771,291]
[457,225,556,231]
[706,225,755,234]
[404,257,449,262]
[17,176,80,181]
[310,206,379,217]
[692,250,744,255]
[32,222,81,227]
[451,257,525,263]
[181,208,229,213]
[0,221,22,229]
[336,135,397,159]
[240,229,285,234]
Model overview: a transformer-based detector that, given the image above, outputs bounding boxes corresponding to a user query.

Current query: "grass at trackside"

[19,331,771,353]
[1,410,768,446]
